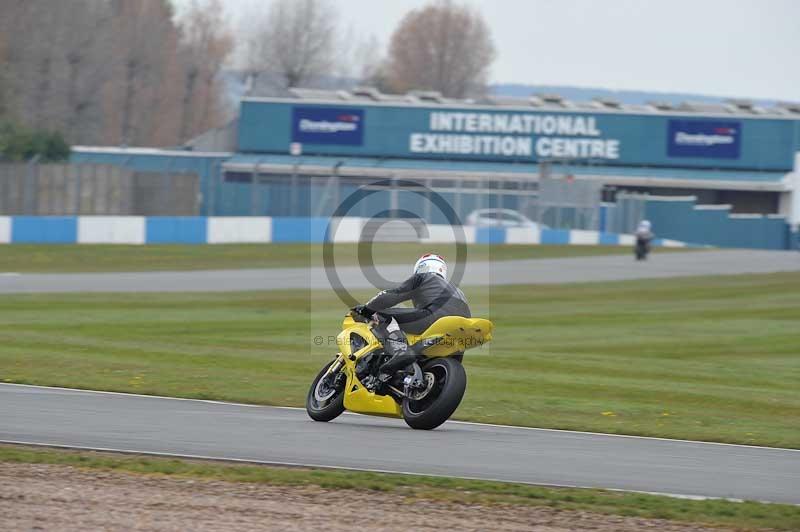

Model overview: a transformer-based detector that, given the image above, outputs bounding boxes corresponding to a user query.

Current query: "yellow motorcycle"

[306,311,494,430]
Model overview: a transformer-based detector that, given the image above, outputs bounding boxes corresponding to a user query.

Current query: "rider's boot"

[377,330,415,382]
[372,317,415,384]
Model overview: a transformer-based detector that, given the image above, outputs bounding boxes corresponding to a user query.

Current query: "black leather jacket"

[365,273,471,334]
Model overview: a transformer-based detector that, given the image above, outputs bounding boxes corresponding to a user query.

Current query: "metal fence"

[1,159,608,231]
[604,193,648,234]
[532,162,604,230]
[216,165,604,231]
[0,163,200,216]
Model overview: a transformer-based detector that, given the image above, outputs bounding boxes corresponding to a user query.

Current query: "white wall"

[569,230,600,245]
[421,223,476,244]
[78,216,145,244]
[207,217,271,244]
[505,226,540,244]
[330,219,475,244]
[328,217,364,243]
[0,217,10,244]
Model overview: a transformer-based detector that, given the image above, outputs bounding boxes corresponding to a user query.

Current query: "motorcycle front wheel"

[402,357,466,430]
[306,360,345,422]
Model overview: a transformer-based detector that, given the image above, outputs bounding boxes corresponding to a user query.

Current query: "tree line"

[242,0,495,100]
[0,0,495,151]
[0,0,232,151]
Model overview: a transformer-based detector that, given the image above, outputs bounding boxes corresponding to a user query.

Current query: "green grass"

[1,272,798,448]
[1,445,797,531]
[0,243,688,273]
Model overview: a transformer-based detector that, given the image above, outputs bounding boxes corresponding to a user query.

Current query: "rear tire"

[402,357,466,430]
[306,360,345,422]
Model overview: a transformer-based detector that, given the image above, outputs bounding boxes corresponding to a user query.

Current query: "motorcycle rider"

[635,220,654,260]
[351,253,471,382]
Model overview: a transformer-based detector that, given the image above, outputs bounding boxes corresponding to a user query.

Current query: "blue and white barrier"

[474,225,687,247]
[0,215,689,247]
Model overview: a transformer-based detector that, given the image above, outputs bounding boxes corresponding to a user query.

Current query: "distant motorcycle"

[635,236,651,261]
[634,220,654,261]
[306,310,494,430]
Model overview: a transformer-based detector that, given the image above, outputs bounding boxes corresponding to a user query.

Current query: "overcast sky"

[191,0,800,102]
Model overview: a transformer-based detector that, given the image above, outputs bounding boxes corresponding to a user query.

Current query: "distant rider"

[635,220,654,260]
[351,253,471,381]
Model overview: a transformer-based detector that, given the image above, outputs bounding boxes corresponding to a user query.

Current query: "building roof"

[242,88,800,120]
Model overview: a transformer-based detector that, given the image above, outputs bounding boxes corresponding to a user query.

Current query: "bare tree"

[0,0,234,147]
[106,0,180,145]
[0,2,11,119]
[177,0,234,140]
[338,32,389,90]
[2,1,60,127]
[386,0,496,98]
[59,0,117,143]
[1,0,121,142]
[244,0,339,89]
[0,20,8,119]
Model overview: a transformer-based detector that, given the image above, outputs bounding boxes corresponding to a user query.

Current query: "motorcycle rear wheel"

[306,360,345,422]
[402,357,466,430]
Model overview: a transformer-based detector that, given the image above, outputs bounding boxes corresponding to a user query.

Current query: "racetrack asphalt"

[1,384,798,504]
[0,249,798,293]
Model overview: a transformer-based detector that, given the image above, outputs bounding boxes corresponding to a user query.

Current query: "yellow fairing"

[344,377,403,417]
[335,314,493,417]
[407,316,494,358]
[337,318,403,417]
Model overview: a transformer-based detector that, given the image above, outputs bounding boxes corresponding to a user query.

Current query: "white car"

[466,208,543,229]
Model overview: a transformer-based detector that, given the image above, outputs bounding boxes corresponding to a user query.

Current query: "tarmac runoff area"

[0,249,798,294]
[1,384,799,505]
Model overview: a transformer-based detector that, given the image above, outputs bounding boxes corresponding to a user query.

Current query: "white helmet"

[414,253,447,279]
[638,220,652,231]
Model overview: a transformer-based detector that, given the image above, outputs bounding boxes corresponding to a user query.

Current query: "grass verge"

[1,272,798,448]
[1,445,797,531]
[0,243,690,273]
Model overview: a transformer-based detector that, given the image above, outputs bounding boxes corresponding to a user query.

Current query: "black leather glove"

[350,305,374,319]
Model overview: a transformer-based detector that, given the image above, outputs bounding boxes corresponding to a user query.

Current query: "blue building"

[73,88,800,249]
